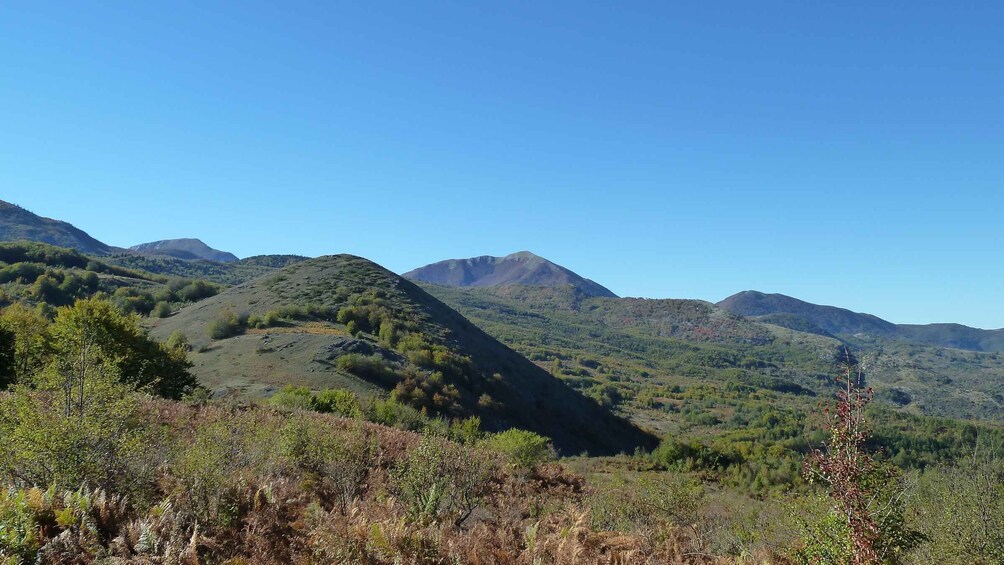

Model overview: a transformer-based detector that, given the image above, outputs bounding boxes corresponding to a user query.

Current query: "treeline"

[0,241,220,316]
[0,297,196,397]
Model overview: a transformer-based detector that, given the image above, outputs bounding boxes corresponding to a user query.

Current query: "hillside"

[0,200,113,255]
[417,283,1004,426]
[130,238,239,262]
[0,241,220,314]
[719,290,1004,352]
[404,251,617,298]
[102,253,308,285]
[150,254,656,455]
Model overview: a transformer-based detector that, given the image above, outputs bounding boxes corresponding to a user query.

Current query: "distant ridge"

[130,238,239,263]
[719,290,1004,351]
[404,251,618,298]
[0,199,113,255]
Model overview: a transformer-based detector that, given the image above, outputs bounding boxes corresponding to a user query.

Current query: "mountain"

[404,251,618,298]
[717,291,897,338]
[718,290,1004,352]
[130,238,239,263]
[0,200,113,255]
[150,254,656,455]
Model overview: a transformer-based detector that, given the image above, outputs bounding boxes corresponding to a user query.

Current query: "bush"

[313,388,361,418]
[0,486,44,561]
[177,280,218,302]
[366,397,428,431]
[390,435,496,525]
[269,385,314,411]
[336,354,394,384]
[589,474,704,538]
[208,310,245,340]
[151,301,172,318]
[278,417,373,508]
[483,429,554,471]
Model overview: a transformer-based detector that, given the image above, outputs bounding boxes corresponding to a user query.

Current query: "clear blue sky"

[1,2,1001,327]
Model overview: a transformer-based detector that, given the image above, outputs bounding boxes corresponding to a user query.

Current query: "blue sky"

[1,2,1001,327]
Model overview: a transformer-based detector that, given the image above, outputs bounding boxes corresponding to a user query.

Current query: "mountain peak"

[130,238,239,263]
[404,252,617,298]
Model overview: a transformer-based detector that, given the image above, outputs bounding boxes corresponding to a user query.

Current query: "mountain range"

[0,200,240,264]
[3,198,1004,431]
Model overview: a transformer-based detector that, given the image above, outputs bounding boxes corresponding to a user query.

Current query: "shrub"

[336,354,394,384]
[390,435,496,526]
[278,417,373,509]
[177,280,218,302]
[269,385,314,411]
[0,486,43,561]
[483,429,554,471]
[208,310,245,340]
[151,301,172,318]
[312,388,361,418]
[366,397,428,431]
[589,474,705,539]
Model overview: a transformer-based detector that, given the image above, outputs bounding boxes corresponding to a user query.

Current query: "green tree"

[47,298,196,401]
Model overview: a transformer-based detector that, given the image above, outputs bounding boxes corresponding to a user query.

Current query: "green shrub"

[483,429,553,471]
[366,397,428,431]
[177,280,218,302]
[151,301,172,318]
[278,417,373,508]
[588,474,705,538]
[269,385,314,410]
[336,354,394,384]
[312,388,361,418]
[207,310,245,340]
[390,436,496,525]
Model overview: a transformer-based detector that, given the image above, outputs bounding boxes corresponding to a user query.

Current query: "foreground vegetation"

[0,253,1000,562]
[0,299,999,563]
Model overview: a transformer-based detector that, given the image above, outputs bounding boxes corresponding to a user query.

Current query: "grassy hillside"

[151,254,656,455]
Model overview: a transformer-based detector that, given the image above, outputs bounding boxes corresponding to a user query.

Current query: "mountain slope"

[0,200,113,255]
[718,291,897,337]
[130,238,239,262]
[718,290,1004,351]
[150,254,656,455]
[404,251,617,298]
[418,284,1004,425]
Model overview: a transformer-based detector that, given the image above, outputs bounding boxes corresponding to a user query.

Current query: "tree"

[47,298,196,401]
[0,304,51,387]
[797,350,923,564]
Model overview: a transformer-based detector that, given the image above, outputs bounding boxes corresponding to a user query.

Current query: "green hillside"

[720,290,1004,351]
[102,253,308,285]
[0,241,220,316]
[150,254,656,455]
